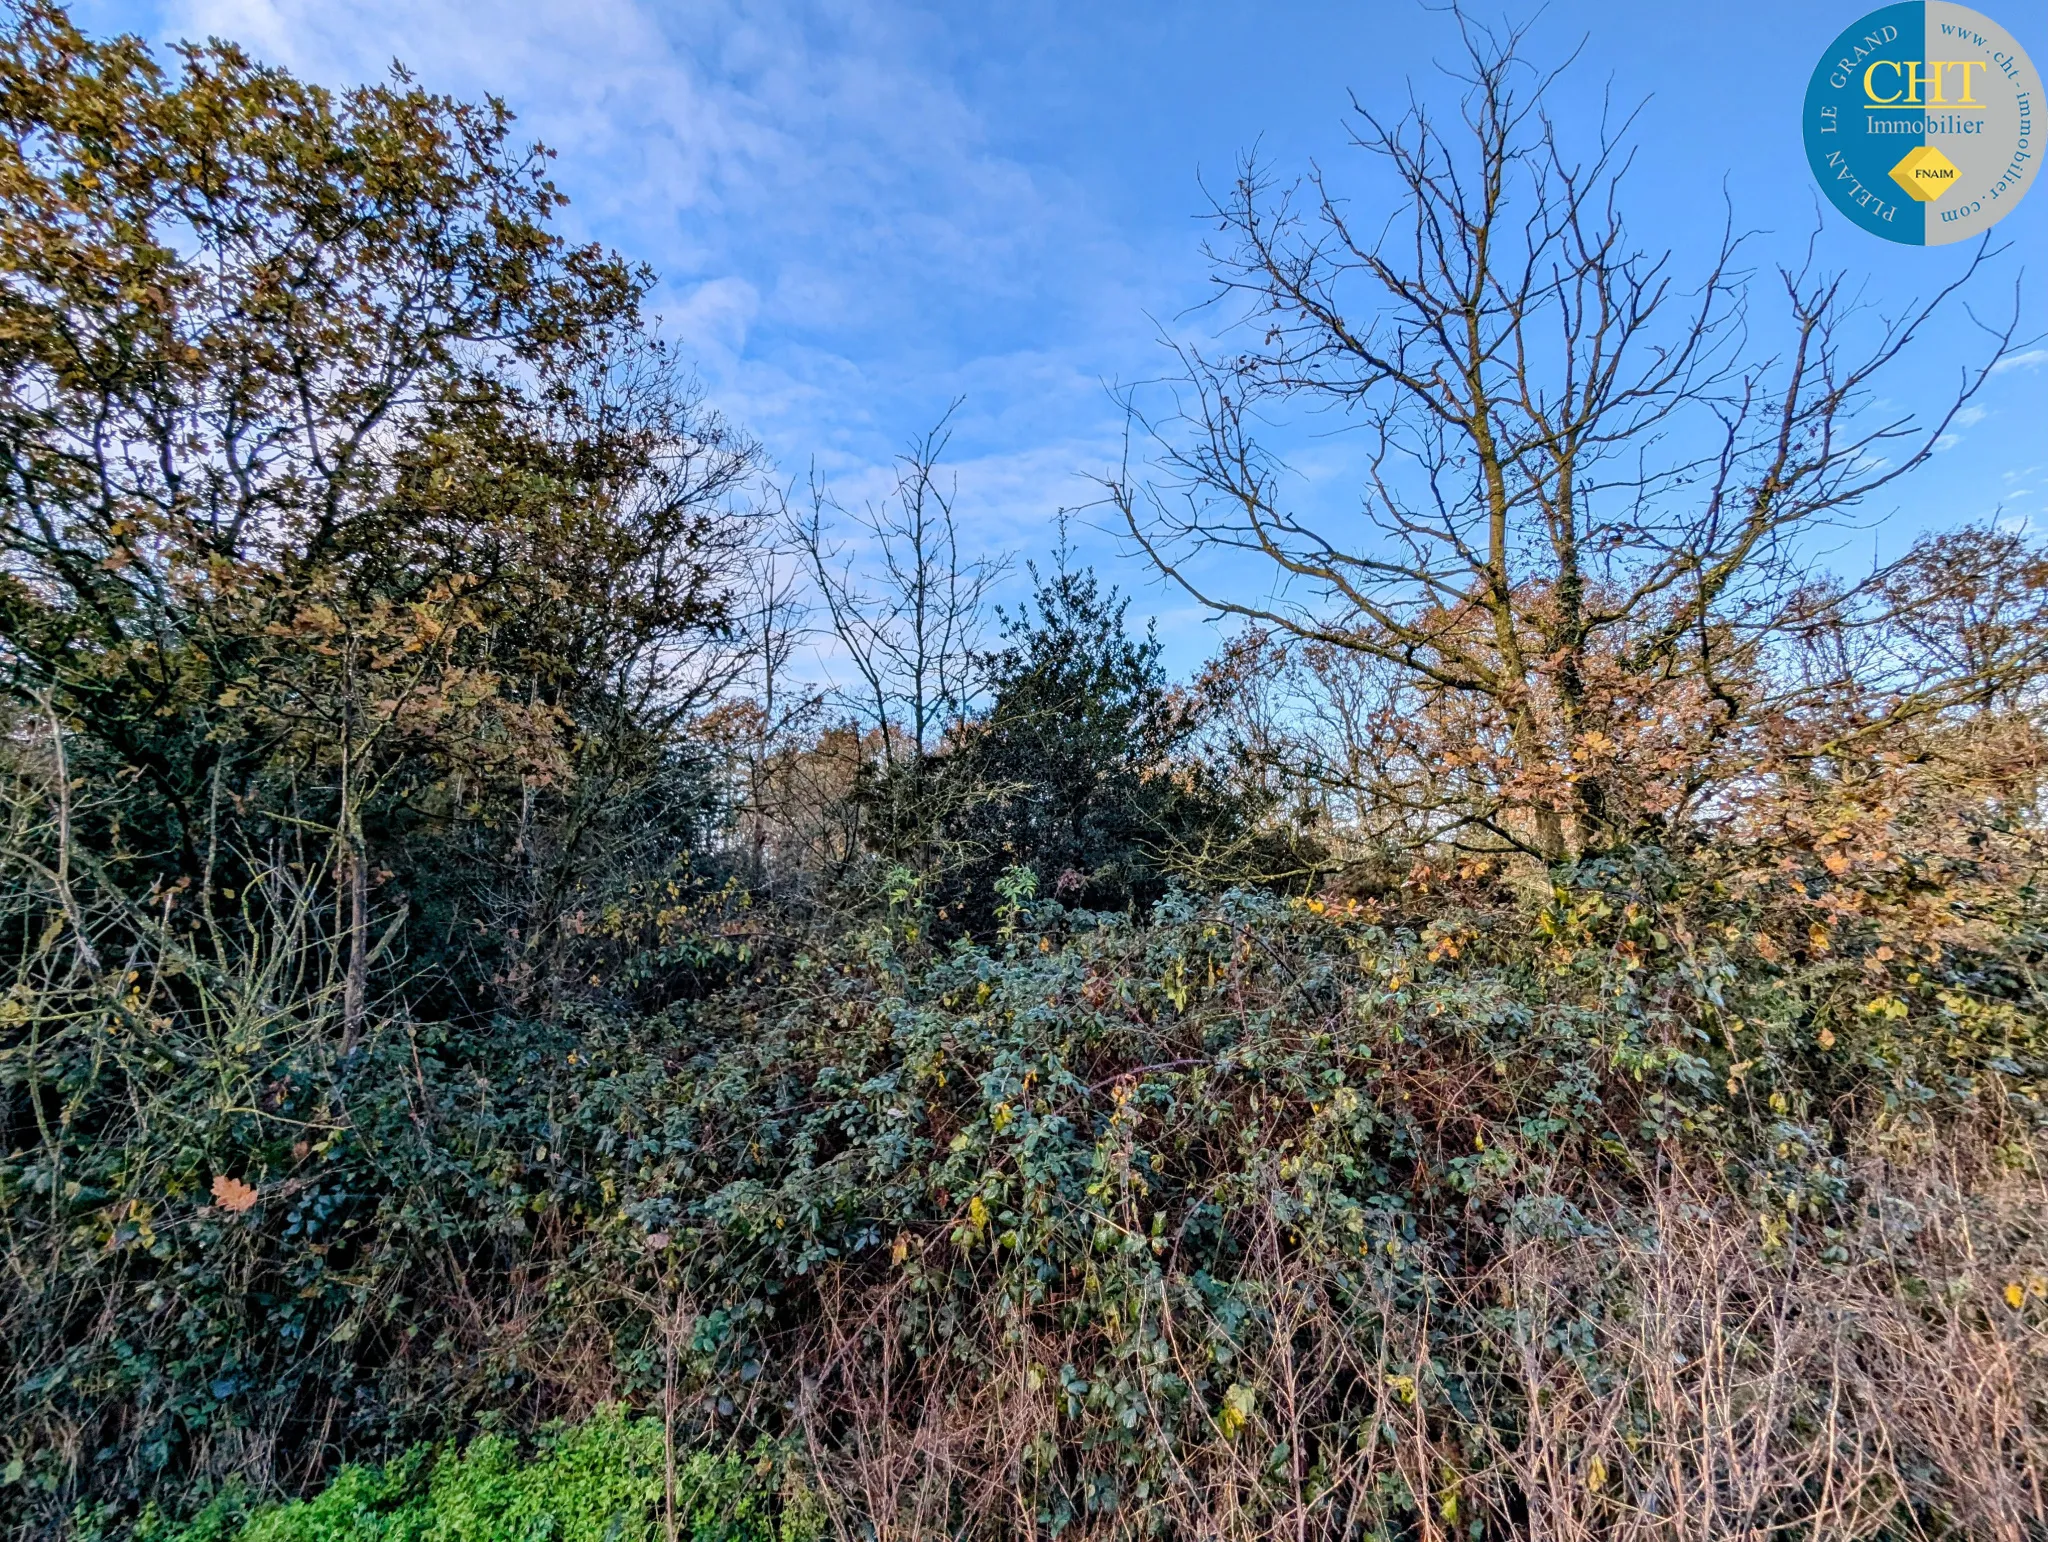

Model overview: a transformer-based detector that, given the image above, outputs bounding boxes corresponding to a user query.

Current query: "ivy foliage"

[8,771,2047,1534]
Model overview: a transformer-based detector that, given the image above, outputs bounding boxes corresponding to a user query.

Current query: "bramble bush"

[12,761,2045,1535]
[580,823,2047,1538]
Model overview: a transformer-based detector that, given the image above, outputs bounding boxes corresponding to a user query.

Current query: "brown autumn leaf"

[211,1175,258,1213]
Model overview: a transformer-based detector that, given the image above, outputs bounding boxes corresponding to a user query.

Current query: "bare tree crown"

[1117,10,2024,861]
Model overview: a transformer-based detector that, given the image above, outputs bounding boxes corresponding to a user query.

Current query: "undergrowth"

[131,1407,819,1542]
[11,816,2047,1538]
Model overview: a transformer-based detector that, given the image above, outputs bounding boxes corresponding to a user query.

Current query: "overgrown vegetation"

[3,4,2045,1539]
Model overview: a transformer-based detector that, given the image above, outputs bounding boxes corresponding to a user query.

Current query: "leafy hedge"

[18,826,2045,1536]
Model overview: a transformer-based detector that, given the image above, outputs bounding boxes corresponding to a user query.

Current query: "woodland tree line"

[2,5,2045,1539]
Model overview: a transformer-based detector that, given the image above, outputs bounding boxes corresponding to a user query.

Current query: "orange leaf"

[211,1175,258,1213]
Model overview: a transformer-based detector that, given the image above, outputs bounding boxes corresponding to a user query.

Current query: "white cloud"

[664,276,761,363]
[1990,348,2048,374]
[1950,405,1988,429]
[157,0,1141,487]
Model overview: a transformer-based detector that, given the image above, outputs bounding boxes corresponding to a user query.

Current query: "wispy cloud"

[162,0,1146,499]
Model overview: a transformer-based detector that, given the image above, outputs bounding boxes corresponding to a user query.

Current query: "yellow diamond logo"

[1889,145,1961,203]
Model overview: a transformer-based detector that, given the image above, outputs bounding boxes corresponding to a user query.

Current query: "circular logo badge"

[1804,3,2040,243]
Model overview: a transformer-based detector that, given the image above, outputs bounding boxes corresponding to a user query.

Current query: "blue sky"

[80,0,2048,669]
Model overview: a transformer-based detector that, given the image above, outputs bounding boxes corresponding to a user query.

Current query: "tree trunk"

[342,824,368,1053]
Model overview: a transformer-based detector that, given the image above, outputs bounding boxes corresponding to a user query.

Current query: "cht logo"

[1804,3,2040,242]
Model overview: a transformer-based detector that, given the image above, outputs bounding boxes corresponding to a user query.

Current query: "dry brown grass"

[781,1140,2047,1541]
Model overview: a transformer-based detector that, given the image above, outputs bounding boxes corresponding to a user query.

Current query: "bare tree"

[782,410,1011,878]
[719,546,814,882]
[1114,9,2023,862]
[791,410,1009,769]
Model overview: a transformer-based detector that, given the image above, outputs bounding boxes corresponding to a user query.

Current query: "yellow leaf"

[1219,1382,1257,1438]
[1587,1454,1608,1492]
[2006,1282,2026,1310]
[1808,925,1831,954]
[968,1195,989,1230]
